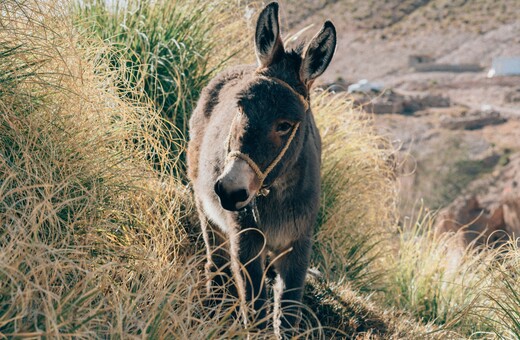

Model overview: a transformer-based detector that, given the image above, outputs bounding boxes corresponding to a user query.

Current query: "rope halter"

[225,75,310,197]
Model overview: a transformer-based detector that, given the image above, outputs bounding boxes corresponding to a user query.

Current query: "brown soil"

[284,0,520,237]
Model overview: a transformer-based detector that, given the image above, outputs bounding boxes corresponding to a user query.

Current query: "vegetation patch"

[74,0,254,176]
[1,0,520,338]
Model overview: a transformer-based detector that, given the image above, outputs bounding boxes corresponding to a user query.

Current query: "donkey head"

[214,2,336,211]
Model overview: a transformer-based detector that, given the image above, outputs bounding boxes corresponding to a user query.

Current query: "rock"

[370,95,404,114]
[414,63,484,73]
[439,109,506,130]
[408,54,434,67]
[505,87,520,103]
[504,202,520,233]
[351,90,405,114]
[409,54,484,73]
[347,79,384,94]
[318,78,352,93]
[402,93,451,113]
[435,153,520,247]
[352,90,408,114]
[436,195,509,246]
[353,89,451,115]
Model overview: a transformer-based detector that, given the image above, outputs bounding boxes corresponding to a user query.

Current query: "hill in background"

[283,0,520,234]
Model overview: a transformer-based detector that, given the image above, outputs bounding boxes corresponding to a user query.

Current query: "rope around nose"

[227,121,301,194]
[225,76,309,196]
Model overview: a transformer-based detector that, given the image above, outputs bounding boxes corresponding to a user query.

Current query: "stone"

[440,110,506,130]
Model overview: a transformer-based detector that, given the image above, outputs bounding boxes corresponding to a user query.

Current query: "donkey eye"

[276,121,293,134]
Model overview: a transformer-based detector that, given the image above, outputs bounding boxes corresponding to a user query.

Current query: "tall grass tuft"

[74,0,254,176]
[380,208,520,337]
[0,0,202,336]
[312,91,397,292]
[479,241,520,339]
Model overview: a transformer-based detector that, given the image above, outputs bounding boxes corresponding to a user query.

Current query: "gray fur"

[187,2,336,331]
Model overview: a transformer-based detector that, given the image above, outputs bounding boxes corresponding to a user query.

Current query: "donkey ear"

[300,21,336,85]
[255,2,284,68]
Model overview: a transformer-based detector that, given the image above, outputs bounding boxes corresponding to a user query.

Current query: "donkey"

[187,2,336,330]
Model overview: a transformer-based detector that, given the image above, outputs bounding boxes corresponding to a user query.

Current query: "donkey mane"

[199,65,253,118]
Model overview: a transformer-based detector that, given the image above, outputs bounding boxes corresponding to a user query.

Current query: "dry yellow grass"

[3,0,520,338]
[312,91,397,291]
[0,0,198,336]
[380,207,520,337]
[0,1,400,334]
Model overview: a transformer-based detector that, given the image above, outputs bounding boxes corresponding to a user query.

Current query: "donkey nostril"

[231,188,249,203]
[214,180,223,196]
[214,180,250,210]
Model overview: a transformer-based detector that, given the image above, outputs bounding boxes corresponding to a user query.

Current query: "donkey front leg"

[273,237,312,330]
[228,227,268,329]
[196,201,234,305]
[238,228,268,328]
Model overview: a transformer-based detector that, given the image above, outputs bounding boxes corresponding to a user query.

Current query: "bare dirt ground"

[284,0,520,234]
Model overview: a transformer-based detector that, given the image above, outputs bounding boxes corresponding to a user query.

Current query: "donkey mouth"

[217,197,253,212]
[219,199,248,212]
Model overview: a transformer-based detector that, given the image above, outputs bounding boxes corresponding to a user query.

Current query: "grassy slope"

[0,1,197,336]
[1,0,520,338]
[0,1,401,337]
[74,0,255,177]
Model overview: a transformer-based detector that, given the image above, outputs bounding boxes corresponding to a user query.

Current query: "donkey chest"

[256,197,316,250]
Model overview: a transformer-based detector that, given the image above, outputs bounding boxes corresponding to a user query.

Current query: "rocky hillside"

[284,0,520,80]
[284,0,520,242]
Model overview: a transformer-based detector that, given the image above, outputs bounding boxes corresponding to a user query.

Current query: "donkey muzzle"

[214,159,260,211]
